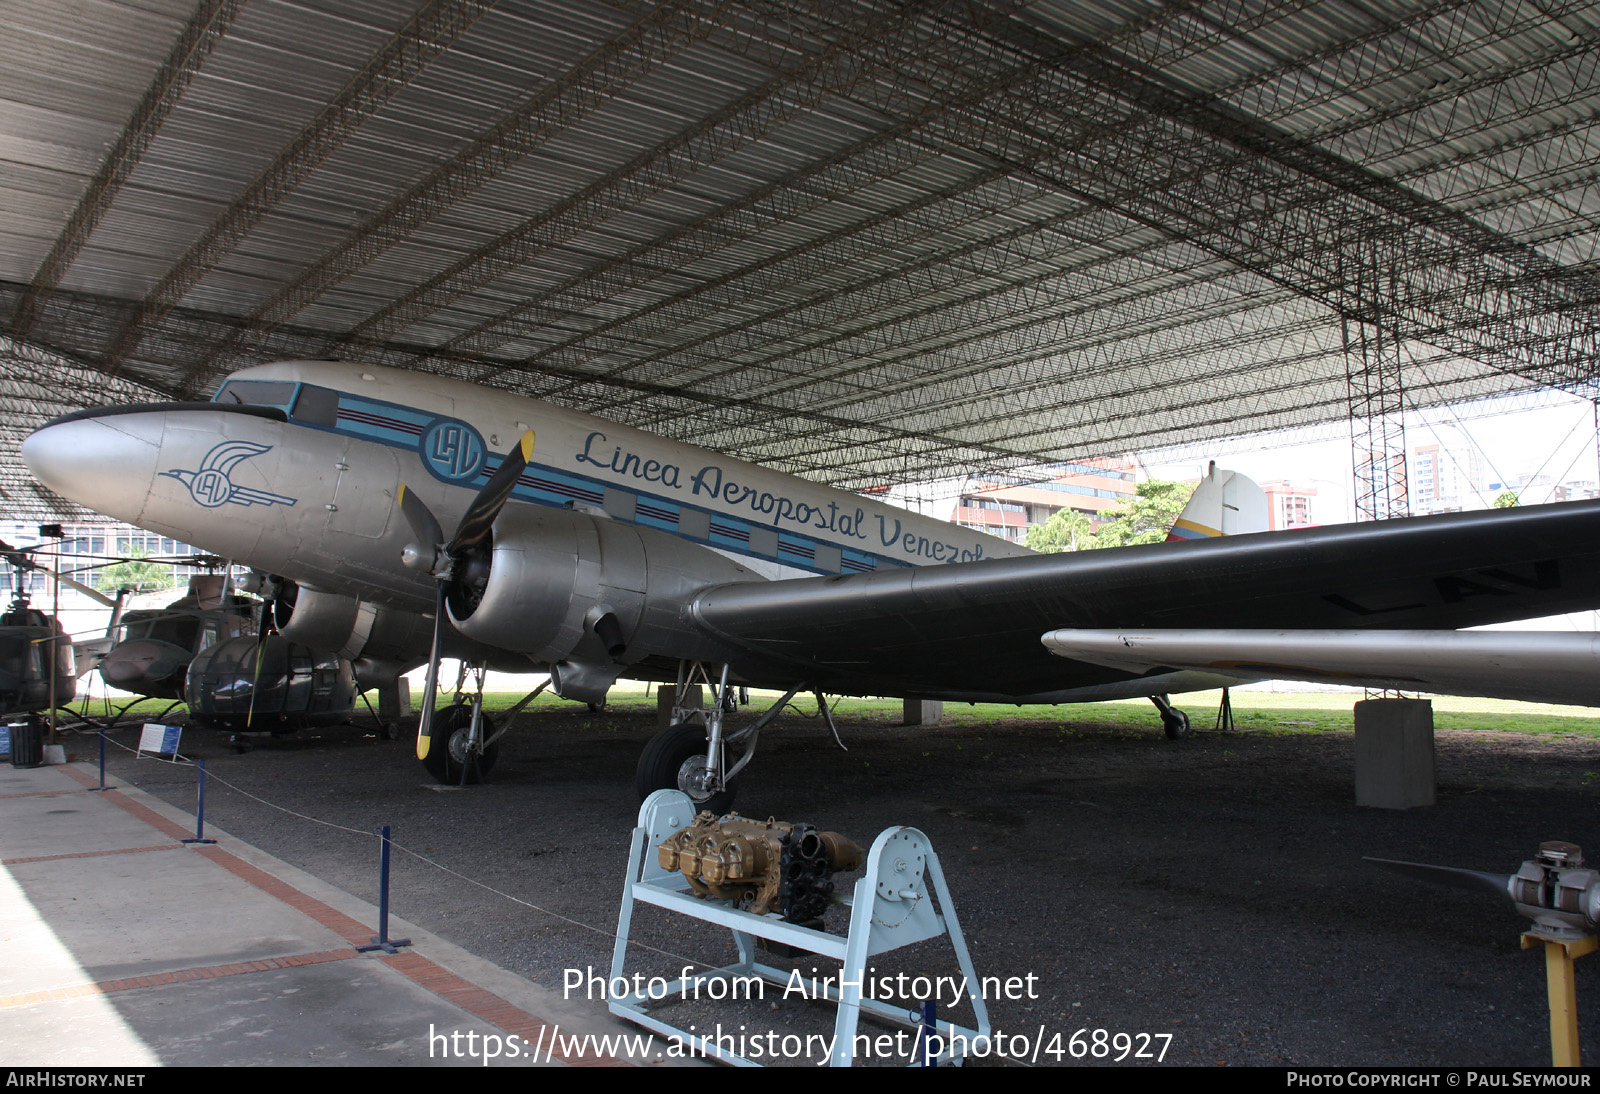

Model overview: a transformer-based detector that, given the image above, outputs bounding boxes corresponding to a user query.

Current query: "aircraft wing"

[1040,628,1600,707]
[686,500,1600,703]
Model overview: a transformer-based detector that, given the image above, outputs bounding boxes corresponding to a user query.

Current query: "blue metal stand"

[610,791,990,1067]
[357,826,412,954]
[181,759,216,844]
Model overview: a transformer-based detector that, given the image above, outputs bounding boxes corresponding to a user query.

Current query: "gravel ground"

[70,700,1600,1067]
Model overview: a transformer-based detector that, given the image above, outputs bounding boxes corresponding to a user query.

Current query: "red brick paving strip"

[381,951,628,1067]
[0,949,357,1008]
[191,844,375,946]
[45,762,630,1067]
[56,765,195,841]
[2,843,182,865]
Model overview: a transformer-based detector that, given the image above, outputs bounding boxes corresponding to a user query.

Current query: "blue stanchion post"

[182,759,216,844]
[87,729,113,792]
[357,825,412,954]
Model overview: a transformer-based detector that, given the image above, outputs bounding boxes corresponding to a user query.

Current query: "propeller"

[1367,842,1600,939]
[398,431,534,760]
[1365,857,1514,898]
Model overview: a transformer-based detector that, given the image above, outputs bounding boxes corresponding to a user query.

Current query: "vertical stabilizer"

[1166,462,1269,541]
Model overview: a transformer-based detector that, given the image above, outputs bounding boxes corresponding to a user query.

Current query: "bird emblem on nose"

[160,441,298,509]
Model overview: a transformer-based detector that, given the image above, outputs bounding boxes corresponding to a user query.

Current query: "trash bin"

[8,717,43,768]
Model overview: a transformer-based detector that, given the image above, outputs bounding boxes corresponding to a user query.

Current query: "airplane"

[22,360,1600,808]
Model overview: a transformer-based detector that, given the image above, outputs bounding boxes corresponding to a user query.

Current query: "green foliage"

[1092,479,1198,547]
[1494,490,1519,508]
[1025,507,1098,552]
[94,550,175,596]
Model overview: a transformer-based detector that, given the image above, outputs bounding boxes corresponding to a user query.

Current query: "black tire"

[421,704,499,784]
[585,701,607,714]
[1162,709,1191,740]
[381,721,400,741]
[635,721,737,814]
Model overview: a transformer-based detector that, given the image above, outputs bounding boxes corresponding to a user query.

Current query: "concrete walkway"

[0,760,663,1067]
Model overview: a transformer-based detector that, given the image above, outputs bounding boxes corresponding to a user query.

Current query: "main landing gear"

[1150,693,1191,739]
[418,662,551,786]
[634,661,803,814]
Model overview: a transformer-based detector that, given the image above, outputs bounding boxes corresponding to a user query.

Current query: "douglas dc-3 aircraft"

[23,360,1600,806]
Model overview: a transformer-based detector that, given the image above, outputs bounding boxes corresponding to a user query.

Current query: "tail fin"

[1167,462,1269,541]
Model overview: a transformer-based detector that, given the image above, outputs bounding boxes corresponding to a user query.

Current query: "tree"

[1494,490,1519,508]
[95,550,175,596]
[1092,479,1197,548]
[1025,507,1098,553]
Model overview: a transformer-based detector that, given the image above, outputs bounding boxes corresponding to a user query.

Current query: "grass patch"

[65,683,1600,739]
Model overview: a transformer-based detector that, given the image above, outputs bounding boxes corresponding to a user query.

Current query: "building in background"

[1409,425,1492,514]
[952,459,1138,543]
[1258,480,1319,529]
[0,520,223,637]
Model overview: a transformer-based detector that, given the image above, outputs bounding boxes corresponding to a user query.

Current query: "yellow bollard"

[1521,931,1597,1067]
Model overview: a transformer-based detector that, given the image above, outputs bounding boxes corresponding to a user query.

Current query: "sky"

[1141,390,1600,526]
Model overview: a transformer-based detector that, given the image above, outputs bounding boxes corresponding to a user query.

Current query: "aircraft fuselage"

[23,361,1027,681]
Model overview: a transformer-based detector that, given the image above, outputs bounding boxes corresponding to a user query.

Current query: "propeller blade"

[1365,857,1514,899]
[397,483,444,549]
[449,431,534,555]
[416,579,447,761]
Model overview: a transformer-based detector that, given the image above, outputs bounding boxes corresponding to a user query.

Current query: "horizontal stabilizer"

[1040,628,1600,707]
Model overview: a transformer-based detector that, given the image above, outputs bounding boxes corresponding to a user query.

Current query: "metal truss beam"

[101,0,497,375]
[0,335,167,520]
[11,0,244,340]
[333,0,1031,352]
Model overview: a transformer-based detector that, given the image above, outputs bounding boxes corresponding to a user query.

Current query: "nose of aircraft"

[22,411,164,525]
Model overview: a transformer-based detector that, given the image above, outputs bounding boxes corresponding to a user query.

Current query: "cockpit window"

[290,385,340,427]
[215,381,296,412]
[214,380,341,428]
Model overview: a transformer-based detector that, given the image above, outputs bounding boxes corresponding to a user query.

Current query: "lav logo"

[421,419,487,483]
[160,442,297,509]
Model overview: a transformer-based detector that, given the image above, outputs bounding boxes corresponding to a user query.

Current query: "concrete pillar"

[902,697,944,726]
[1354,698,1435,809]
[377,677,411,721]
[658,683,703,728]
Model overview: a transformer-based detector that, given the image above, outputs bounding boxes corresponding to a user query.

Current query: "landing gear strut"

[421,663,502,785]
[634,662,801,813]
[1150,693,1190,739]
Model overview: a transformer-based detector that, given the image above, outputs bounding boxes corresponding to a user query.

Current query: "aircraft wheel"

[422,704,499,784]
[1162,708,1191,740]
[585,701,607,714]
[636,722,737,814]
[381,721,400,741]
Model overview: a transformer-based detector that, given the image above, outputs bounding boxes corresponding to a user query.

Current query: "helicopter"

[89,562,370,741]
[0,537,111,763]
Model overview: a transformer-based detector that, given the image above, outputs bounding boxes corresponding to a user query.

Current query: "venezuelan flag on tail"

[1166,462,1269,541]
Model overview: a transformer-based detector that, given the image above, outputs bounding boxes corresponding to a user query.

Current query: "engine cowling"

[271,585,435,665]
[445,505,761,672]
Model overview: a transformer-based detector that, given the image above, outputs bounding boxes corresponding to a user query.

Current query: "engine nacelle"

[445,505,761,672]
[273,585,433,666]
